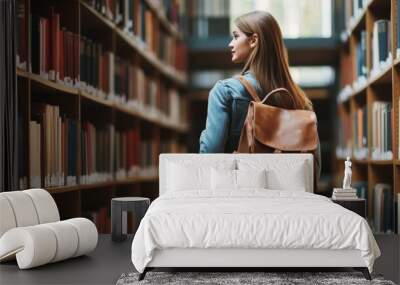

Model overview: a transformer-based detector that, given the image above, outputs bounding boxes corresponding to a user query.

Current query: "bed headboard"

[159,153,314,196]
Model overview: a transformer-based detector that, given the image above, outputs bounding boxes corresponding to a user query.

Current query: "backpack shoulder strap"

[261,88,291,104]
[236,75,260,102]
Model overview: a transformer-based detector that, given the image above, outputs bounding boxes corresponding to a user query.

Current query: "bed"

[131,154,380,281]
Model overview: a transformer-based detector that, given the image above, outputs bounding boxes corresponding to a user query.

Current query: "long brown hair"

[235,11,313,110]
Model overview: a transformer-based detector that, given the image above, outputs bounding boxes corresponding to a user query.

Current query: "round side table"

[111,197,150,242]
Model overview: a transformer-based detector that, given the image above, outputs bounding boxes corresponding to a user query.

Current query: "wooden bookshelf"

[80,1,187,86]
[18,70,188,131]
[144,0,181,40]
[336,0,399,234]
[16,0,188,233]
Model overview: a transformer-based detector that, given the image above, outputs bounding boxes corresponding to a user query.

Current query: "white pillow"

[167,160,235,191]
[211,168,236,190]
[266,167,306,191]
[237,159,307,191]
[237,169,267,189]
[211,168,267,190]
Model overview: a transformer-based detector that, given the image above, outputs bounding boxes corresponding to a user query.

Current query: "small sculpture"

[342,157,352,189]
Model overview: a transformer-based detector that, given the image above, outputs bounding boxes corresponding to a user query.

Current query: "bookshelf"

[16,0,188,233]
[336,0,399,234]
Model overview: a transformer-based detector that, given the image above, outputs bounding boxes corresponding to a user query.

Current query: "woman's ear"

[249,33,258,49]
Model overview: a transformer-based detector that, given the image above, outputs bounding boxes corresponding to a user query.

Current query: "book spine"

[17,0,27,68]
[377,20,389,63]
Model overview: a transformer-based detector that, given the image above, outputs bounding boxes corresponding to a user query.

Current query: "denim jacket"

[199,71,321,180]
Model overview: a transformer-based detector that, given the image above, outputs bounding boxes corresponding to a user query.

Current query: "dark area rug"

[116,271,396,285]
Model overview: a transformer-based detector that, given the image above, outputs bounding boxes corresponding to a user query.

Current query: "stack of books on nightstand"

[332,188,358,200]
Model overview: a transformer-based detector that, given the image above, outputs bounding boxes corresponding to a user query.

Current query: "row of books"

[341,0,393,80]
[371,101,392,160]
[16,0,27,70]
[82,124,185,183]
[338,50,353,96]
[31,10,80,85]
[30,104,78,188]
[25,104,186,187]
[18,117,28,189]
[139,140,159,174]
[148,0,181,25]
[28,120,41,188]
[353,181,368,200]
[353,106,368,160]
[342,0,369,34]
[373,183,394,234]
[79,39,187,124]
[81,122,114,184]
[123,72,187,126]
[86,0,185,62]
[355,31,367,79]
[348,181,395,234]
[29,121,174,187]
[98,132,187,180]
[89,0,181,31]
[352,181,400,233]
[352,19,391,88]
[371,20,392,78]
[353,0,369,18]
[335,112,352,159]
[139,1,161,55]
[117,135,188,174]
[336,101,393,161]
[165,88,186,124]
[16,2,187,75]
[114,128,140,180]
[80,38,113,97]
[158,30,188,70]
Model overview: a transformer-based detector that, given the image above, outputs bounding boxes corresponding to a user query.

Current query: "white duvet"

[131,190,380,273]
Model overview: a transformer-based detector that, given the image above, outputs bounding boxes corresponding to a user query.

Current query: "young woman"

[199,10,321,179]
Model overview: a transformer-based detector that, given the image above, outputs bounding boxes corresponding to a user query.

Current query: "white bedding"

[131,190,380,273]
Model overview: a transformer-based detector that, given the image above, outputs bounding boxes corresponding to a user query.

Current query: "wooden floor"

[0,234,398,285]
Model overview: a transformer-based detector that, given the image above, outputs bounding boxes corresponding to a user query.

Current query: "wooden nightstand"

[331,198,366,218]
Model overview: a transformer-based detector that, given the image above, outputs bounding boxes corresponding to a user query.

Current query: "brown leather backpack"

[235,76,320,191]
